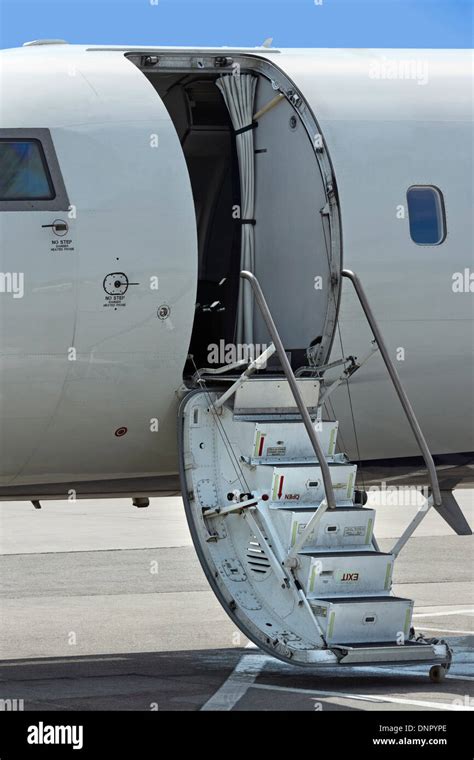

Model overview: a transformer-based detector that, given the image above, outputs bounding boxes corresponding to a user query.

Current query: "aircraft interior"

[139,60,340,377]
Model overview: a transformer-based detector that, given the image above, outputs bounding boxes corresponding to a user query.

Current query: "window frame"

[406,185,447,246]
[0,128,69,212]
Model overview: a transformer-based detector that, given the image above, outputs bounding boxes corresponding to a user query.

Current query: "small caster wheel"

[429,665,447,683]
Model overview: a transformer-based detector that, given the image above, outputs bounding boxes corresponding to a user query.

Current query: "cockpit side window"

[0,140,54,200]
[0,129,69,211]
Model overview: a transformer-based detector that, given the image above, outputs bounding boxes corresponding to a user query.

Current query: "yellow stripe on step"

[328,612,336,639]
[365,518,373,544]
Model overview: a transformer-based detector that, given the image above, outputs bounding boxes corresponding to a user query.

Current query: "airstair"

[178,270,452,681]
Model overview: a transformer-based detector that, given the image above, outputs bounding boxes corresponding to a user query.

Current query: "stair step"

[248,420,339,464]
[310,595,413,645]
[269,463,356,505]
[332,641,445,666]
[270,506,375,552]
[233,378,320,420]
[181,332,443,666]
[299,550,394,597]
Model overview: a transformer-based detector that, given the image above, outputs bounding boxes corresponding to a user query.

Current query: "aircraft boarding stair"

[178,271,452,681]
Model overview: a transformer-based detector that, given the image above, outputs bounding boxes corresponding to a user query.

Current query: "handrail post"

[240,270,337,510]
[341,269,442,507]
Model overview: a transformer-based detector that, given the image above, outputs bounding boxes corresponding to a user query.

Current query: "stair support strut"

[391,496,433,557]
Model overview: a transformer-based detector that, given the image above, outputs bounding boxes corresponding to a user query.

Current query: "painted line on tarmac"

[200,644,268,711]
[249,683,474,711]
[418,627,472,635]
[413,609,473,618]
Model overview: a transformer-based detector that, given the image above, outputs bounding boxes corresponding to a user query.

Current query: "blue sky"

[0,0,472,50]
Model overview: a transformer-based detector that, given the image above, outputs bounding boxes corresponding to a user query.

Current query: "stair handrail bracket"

[240,270,337,511]
[341,269,442,510]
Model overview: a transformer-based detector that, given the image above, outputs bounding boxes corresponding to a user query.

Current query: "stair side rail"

[341,269,442,509]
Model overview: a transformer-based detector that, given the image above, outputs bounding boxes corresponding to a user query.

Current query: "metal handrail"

[240,270,337,510]
[342,269,442,507]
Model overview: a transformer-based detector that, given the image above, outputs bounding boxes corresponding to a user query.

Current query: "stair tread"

[312,595,411,604]
[270,462,352,469]
[275,506,370,512]
[333,640,424,650]
[301,547,375,555]
[248,459,336,466]
[300,550,391,558]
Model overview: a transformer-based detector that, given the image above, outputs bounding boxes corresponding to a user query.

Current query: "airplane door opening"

[129,53,342,378]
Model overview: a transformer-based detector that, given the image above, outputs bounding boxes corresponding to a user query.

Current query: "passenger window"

[407,186,445,245]
[0,140,54,200]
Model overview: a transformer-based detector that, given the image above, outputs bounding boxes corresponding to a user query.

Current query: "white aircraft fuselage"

[0,43,472,499]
